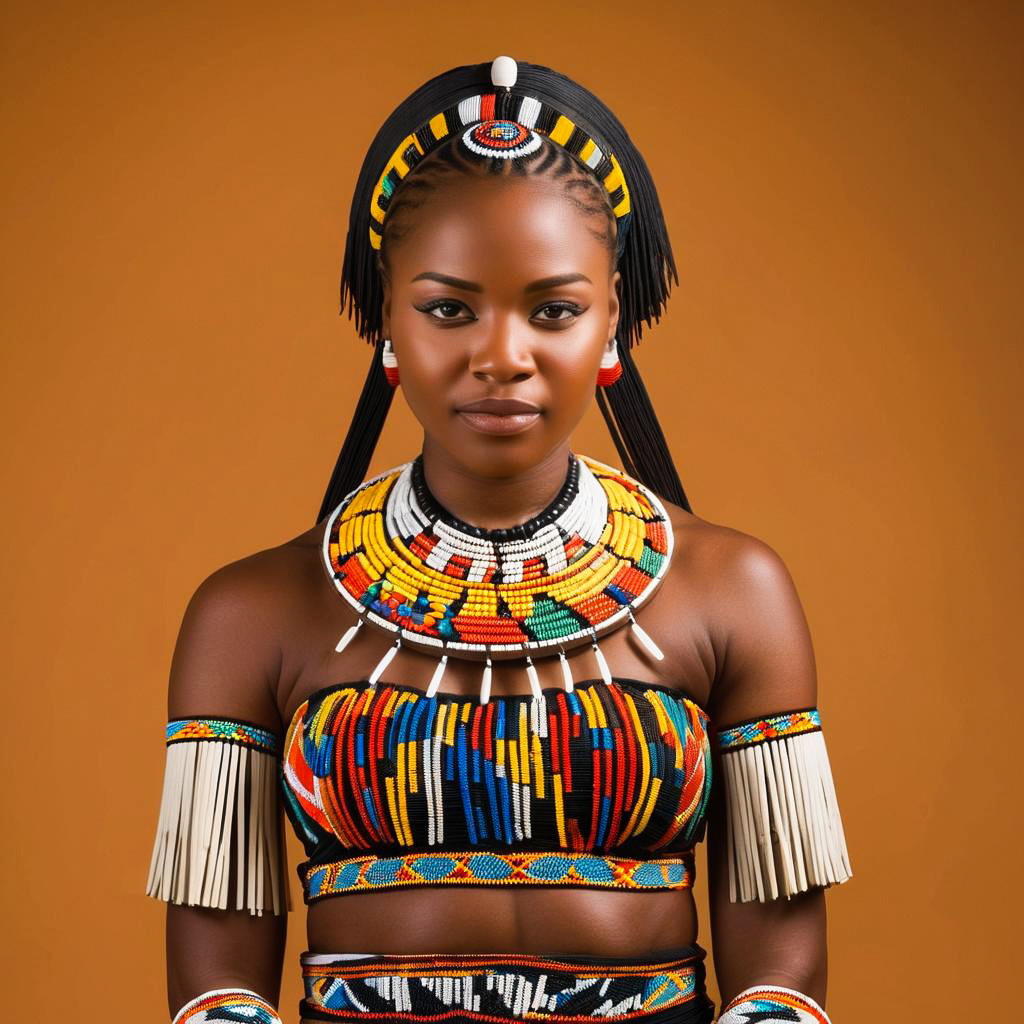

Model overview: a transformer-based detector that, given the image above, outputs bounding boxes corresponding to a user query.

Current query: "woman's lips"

[455,398,542,435]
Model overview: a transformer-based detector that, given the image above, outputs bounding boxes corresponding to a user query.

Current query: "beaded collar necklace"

[321,452,673,703]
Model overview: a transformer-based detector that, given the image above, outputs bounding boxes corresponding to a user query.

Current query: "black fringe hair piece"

[596,341,691,512]
[316,339,395,524]
[318,58,692,523]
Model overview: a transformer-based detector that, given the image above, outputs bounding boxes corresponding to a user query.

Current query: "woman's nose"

[469,317,536,383]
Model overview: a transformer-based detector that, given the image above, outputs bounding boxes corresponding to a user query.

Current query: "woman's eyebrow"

[409,271,593,293]
[525,273,592,293]
[411,272,482,292]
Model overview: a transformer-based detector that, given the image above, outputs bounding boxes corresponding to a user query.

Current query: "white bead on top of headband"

[491,55,518,89]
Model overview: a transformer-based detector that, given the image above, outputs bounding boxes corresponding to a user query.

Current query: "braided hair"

[317,58,691,523]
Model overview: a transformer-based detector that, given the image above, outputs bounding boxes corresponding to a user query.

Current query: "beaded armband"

[146,716,291,916]
[717,984,831,1023]
[716,708,852,903]
[171,987,282,1024]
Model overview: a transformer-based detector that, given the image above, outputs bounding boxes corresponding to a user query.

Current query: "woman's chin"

[431,427,569,481]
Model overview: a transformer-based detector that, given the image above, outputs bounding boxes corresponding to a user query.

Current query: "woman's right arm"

[146,558,292,1021]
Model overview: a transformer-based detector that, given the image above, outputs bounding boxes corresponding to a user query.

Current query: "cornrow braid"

[378,132,617,263]
[317,58,691,523]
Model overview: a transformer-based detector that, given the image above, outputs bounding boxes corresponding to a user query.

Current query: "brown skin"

[163,174,828,1020]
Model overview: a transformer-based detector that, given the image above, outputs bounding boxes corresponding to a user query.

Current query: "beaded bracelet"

[718,984,831,1023]
[171,987,282,1024]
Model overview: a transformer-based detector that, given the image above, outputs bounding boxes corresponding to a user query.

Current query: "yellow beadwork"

[322,454,673,659]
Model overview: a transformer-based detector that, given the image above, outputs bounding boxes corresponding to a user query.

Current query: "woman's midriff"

[306,886,699,954]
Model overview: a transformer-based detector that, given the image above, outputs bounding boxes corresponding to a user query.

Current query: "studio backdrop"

[0,3,1019,1021]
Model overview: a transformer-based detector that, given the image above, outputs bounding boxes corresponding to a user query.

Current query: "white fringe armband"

[717,708,852,903]
[145,717,292,916]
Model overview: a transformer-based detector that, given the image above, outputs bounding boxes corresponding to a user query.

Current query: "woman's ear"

[608,269,621,341]
[378,256,392,338]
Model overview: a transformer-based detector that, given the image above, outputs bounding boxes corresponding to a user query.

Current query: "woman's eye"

[534,303,583,322]
[418,300,470,320]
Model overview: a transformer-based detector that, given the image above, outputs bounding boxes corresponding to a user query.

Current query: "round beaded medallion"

[321,453,674,701]
[461,119,543,160]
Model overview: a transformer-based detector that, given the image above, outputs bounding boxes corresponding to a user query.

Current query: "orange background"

[1,2,1019,1018]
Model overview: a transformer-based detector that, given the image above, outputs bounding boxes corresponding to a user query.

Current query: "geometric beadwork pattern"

[303,848,696,901]
[280,677,712,902]
[165,717,279,754]
[171,988,281,1024]
[300,946,715,1022]
[321,453,673,659]
[462,119,542,160]
[716,708,821,751]
[718,985,831,1023]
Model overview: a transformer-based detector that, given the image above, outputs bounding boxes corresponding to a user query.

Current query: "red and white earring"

[381,337,400,387]
[597,336,622,387]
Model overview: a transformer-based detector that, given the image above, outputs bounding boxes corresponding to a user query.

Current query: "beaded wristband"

[718,984,831,1023]
[171,987,282,1024]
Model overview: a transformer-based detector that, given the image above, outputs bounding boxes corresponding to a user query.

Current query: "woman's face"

[380,173,620,480]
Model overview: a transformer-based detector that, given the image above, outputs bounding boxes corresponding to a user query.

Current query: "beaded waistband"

[299,945,713,1022]
[302,849,696,902]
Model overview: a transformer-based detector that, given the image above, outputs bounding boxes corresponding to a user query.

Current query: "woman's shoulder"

[659,498,796,601]
[165,523,325,730]
[186,524,321,622]
[657,498,816,718]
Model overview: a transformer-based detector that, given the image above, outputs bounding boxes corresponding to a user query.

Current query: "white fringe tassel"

[145,740,290,916]
[334,619,363,653]
[524,655,543,701]
[591,639,613,685]
[367,638,401,686]
[479,656,493,705]
[721,729,852,903]
[628,610,664,661]
[425,654,448,698]
[558,650,574,693]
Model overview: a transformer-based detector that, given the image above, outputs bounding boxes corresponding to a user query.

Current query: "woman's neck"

[418,438,574,532]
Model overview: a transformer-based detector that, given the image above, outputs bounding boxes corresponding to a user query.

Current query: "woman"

[146,57,853,1024]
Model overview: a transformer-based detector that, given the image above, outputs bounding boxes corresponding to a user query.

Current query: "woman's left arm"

[703,533,852,1020]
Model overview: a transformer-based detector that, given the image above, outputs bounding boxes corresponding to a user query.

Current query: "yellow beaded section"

[321,455,673,654]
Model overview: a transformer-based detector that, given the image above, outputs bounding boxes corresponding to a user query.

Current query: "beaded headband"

[367,55,632,253]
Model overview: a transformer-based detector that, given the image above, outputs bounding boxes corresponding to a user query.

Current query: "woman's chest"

[280,673,713,873]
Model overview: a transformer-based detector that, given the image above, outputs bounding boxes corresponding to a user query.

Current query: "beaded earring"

[381,337,399,387]
[597,336,622,387]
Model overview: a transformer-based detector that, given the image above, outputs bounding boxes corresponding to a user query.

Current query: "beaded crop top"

[281,676,711,902]
[145,453,852,915]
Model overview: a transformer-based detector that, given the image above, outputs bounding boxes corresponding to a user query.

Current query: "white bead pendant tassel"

[558,650,574,693]
[524,655,543,701]
[334,618,363,653]
[591,634,613,686]
[479,656,493,705]
[367,637,401,687]
[425,654,448,698]
[627,608,664,661]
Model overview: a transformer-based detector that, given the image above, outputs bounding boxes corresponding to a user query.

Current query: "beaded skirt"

[298,946,716,1023]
